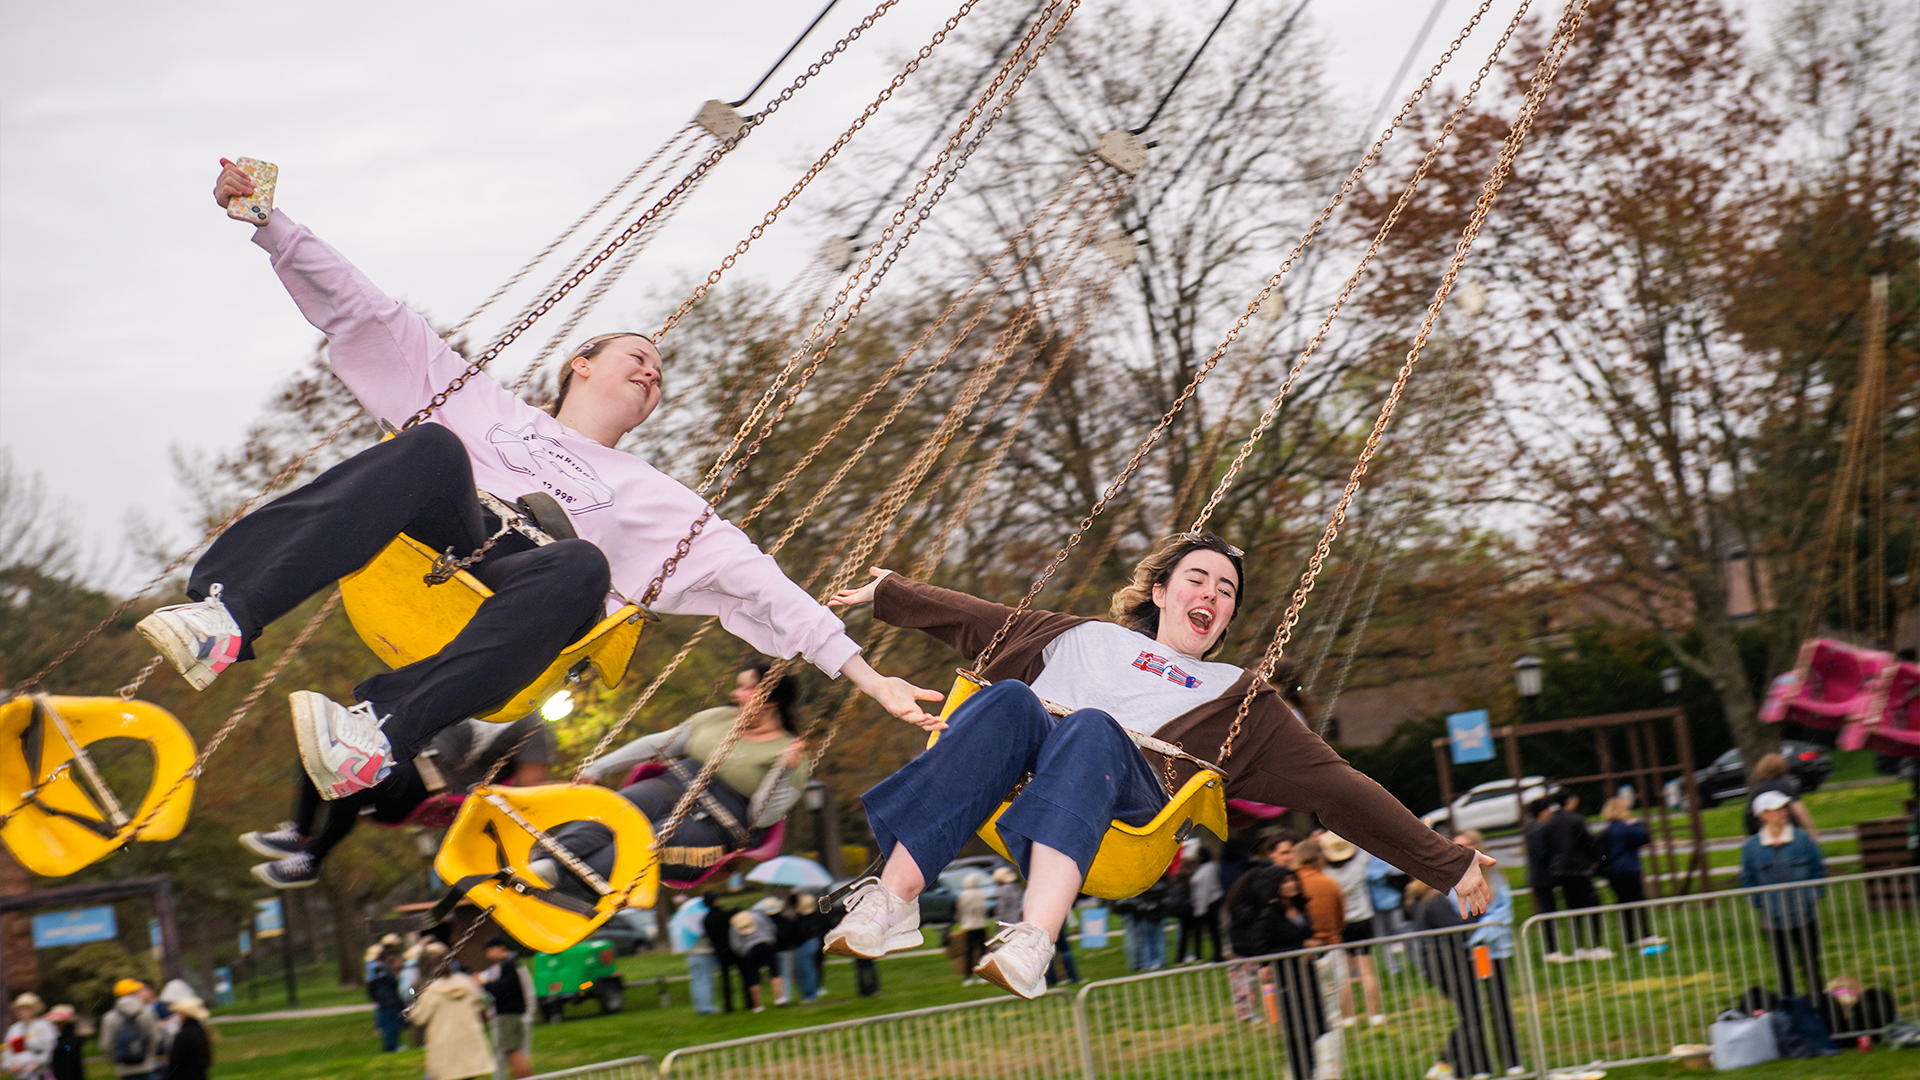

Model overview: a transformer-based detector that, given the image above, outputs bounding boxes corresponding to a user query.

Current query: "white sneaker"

[137,585,243,691]
[1634,935,1668,947]
[1543,951,1575,964]
[1370,1014,1387,1027]
[289,691,394,800]
[1583,946,1615,960]
[822,879,923,959]
[974,921,1053,1000]
[1423,1063,1457,1080]
[1570,948,1594,961]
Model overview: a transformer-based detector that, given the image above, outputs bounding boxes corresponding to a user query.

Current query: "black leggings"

[1486,956,1522,1072]
[1767,920,1824,999]
[189,425,610,759]
[292,763,431,863]
[1607,872,1648,941]
[1554,875,1606,949]
[1270,957,1324,1080]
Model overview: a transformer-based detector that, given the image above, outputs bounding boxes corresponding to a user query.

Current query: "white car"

[1421,776,1549,834]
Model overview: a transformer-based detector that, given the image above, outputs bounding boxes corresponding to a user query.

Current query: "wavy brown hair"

[1108,532,1246,657]
[546,332,656,416]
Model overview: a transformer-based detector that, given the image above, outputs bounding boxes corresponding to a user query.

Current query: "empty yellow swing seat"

[435,782,660,953]
[0,695,196,877]
[338,533,652,722]
[929,672,1229,900]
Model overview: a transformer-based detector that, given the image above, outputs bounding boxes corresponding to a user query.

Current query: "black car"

[1692,741,1833,807]
[915,856,1010,925]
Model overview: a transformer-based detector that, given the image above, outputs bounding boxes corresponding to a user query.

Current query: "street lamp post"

[1660,666,1682,696]
[1511,655,1545,724]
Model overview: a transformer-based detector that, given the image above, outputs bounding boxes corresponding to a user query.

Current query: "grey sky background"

[5,0,1589,581]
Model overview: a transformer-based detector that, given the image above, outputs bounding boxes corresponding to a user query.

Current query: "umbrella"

[744,855,834,889]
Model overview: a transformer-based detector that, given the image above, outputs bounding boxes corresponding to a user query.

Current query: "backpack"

[113,1013,151,1065]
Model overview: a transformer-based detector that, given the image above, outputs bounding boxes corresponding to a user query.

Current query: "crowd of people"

[0,979,211,1080]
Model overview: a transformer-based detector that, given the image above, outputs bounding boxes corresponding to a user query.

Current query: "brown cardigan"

[873,573,1474,893]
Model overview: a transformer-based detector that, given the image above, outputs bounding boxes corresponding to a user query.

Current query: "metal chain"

[402,904,499,1023]
[966,0,1508,675]
[117,657,166,703]
[1186,0,1529,533]
[1219,0,1592,764]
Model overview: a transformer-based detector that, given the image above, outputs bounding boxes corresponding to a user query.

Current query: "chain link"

[1219,0,1592,764]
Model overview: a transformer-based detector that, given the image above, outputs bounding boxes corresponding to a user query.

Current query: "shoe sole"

[974,952,1047,1000]
[289,691,349,801]
[250,863,317,889]
[136,614,218,691]
[240,832,304,860]
[823,926,924,960]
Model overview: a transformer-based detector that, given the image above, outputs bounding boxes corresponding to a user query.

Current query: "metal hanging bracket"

[1094,131,1149,176]
[694,100,747,142]
[1097,230,1137,270]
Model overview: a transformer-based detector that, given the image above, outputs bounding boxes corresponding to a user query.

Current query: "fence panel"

[528,1055,659,1080]
[658,991,1082,1079]
[1078,922,1531,1079]
[1519,867,1920,1073]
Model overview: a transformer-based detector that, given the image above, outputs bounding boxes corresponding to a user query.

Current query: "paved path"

[219,1003,374,1022]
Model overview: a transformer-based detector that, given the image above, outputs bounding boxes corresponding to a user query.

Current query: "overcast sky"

[2,0,1556,583]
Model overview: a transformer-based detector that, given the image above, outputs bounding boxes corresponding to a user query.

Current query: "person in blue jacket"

[1455,829,1523,1077]
[1599,797,1661,947]
[1739,789,1827,999]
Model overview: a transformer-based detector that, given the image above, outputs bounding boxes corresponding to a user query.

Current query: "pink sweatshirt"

[250,212,860,677]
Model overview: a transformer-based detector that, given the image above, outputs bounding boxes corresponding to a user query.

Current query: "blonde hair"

[1406,879,1437,905]
[1291,838,1325,870]
[1454,828,1485,849]
[1749,753,1789,782]
[1601,796,1633,822]
[1108,533,1246,657]
[548,332,656,416]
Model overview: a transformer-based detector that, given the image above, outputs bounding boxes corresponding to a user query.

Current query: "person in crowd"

[43,1006,80,1080]
[4,993,56,1080]
[412,941,495,1080]
[994,867,1027,931]
[1125,867,1174,973]
[242,712,551,888]
[1291,839,1347,949]
[956,873,992,984]
[367,940,405,1052]
[99,980,161,1080]
[1215,835,1255,904]
[1220,830,1297,956]
[1187,847,1224,963]
[816,537,1495,1000]
[760,898,799,1007]
[544,664,807,891]
[480,937,535,1079]
[1320,832,1385,1027]
[158,998,210,1080]
[1598,796,1661,947]
[792,893,830,1003]
[1742,754,1815,836]
[1047,906,1081,987]
[1408,878,1494,1080]
[1740,789,1828,999]
[728,909,782,1012]
[1522,796,1562,959]
[675,894,720,1015]
[1227,861,1321,1080]
[702,901,740,1012]
[1367,847,1410,974]
[1455,829,1523,1077]
[1540,789,1610,960]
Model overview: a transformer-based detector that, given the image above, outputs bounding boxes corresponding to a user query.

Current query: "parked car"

[1421,775,1549,834]
[589,907,656,955]
[1691,741,1832,807]
[531,937,624,1022]
[916,856,1010,924]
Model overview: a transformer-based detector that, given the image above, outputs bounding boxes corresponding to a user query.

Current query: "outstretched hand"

[1453,850,1499,918]
[213,158,257,216]
[827,567,894,609]
[839,653,947,731]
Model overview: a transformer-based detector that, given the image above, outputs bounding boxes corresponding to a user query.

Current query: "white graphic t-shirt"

[1028,621,1241,736]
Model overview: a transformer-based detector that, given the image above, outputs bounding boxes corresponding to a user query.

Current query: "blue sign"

[254,898,284,939]
[32,906,119,948]
[213,967,234,1007]
[1080,907,1109,949]
[1447,709,1495,764]
[237,930,251,955]
[148,918,163,951]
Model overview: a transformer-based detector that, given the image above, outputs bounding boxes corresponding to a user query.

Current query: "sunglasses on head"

[1180,532,1244,559]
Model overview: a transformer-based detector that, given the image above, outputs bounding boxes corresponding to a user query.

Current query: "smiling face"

[1150,549,1239,658]
[729,668,761,710]
[569,334,665,428]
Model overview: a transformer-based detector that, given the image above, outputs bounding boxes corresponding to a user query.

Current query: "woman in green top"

[541,662,806,886]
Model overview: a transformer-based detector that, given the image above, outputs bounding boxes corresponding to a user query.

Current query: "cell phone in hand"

[226,157,278,224]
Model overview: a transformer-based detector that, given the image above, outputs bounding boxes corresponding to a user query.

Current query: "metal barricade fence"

[528,1055,660,1080]
[658,990,1082,1078]
[1519,867,1920,1073]
[1077,922,1525,1080]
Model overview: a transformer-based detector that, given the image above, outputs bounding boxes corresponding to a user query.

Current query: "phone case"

[226,157,278,224]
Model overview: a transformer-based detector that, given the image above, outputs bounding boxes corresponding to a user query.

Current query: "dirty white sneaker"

[1422,1061,1457,1080]
[1543,951,1575,963]
[136,584,243,690]
[1583,946,1615,960]
[822,878,922,959]
[289,691,393,800]
[974,921,1053,1000]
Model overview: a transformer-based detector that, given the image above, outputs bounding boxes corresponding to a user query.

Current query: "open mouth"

[1186,608,1214,635]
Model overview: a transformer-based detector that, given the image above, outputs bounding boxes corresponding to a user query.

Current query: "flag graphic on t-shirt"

[1132,651,1202,689]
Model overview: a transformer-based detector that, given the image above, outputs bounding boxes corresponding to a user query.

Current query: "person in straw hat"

[159,998,211,1080]
[1319,831,1385,1027]
[3,992,56,1080]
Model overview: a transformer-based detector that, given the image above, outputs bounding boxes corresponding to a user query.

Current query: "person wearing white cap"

[3,992,56,1080]
[1319,832,1386,1028]
[1739,788,1828,999]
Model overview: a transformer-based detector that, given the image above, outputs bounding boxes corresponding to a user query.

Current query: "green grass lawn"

[1600,1049,1919,1078]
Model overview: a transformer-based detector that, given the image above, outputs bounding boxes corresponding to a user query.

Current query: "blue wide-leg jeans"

[862,680,1167,887]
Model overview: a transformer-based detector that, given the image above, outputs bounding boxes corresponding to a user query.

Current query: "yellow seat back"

[927,671,1228,899]
[338,534,651,721]
[435,783,659,953]
[0,696,196,877]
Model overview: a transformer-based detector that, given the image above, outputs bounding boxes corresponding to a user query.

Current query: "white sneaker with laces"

[1543,951,1575,963]
[289,691,394,800]
[137,584,243,690]
[1423,1062,1457,1080]
[973,921,1053,1000]
[1584,946,1615,960]
[822,879,923,959]
[240,822,305,859]
[1570,947,1594,961]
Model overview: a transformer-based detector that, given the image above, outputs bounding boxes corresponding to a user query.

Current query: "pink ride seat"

[1837,661,1920,758]
[620,761,787,890]
[1760,638,1895,730]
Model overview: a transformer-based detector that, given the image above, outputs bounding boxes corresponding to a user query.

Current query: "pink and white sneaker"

[136,584,243,691]
[289,691,394,800]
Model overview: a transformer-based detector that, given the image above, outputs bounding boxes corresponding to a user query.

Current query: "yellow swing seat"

[338,533,653,722]
[929,672,1229,900]
[434,782,660,953]
[0,695,196,877]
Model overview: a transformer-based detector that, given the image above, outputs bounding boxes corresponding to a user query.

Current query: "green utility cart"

[531,937,625,1022]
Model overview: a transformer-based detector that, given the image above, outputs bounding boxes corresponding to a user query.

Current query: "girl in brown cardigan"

[822,534,1493,998]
